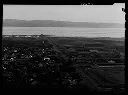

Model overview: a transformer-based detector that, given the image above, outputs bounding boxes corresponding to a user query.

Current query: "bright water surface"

[3,27,125,38]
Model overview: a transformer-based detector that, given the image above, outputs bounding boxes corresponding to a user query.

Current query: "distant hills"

[3,19,124,28]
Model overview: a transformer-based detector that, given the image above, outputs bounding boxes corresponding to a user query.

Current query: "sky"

[3,4,125,23]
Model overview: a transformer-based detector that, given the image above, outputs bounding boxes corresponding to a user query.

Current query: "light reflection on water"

[3,27,125,38]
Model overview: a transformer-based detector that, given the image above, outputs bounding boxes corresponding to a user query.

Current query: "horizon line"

[3,19,125,24]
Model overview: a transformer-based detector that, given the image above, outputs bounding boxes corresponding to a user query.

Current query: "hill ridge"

[3,19,124,28]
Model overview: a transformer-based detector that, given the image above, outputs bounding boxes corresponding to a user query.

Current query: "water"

[2,27,125,38]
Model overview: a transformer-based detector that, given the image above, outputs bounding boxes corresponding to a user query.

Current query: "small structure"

[108,60,115,63]
[15,35,19,37]
[89,49,99,53]
[44,57,50,61]
[25,35,31,37]
[4,35,10,37]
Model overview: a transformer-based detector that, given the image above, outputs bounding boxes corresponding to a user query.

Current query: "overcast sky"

[3,4,125,23]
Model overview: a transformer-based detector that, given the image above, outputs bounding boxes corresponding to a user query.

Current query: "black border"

[2,0,124,5]
[1,0,126,95]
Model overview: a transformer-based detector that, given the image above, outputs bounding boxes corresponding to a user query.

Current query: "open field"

[47,36,125,52]
[98,66,125,84]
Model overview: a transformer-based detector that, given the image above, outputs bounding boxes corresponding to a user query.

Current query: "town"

[2,34,125,93]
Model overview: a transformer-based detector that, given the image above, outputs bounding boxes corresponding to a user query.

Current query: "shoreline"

[2,34,125,39]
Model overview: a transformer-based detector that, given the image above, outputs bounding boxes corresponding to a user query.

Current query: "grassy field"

[98,66,125,84]
[48,36,125,52]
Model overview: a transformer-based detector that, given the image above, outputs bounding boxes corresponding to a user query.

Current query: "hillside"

[3,19,124,28]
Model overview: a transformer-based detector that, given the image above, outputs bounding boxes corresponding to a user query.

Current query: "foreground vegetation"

[2,35,125,94]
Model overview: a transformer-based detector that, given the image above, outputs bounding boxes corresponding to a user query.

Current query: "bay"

[2,27,125,38]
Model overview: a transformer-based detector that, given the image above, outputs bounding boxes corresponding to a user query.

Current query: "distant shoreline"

[3,19,124,28]
[3,27,125,38]
[2,35,125,40]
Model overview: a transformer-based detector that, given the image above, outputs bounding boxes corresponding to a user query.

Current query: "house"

[89,49,99,53]
[108,60,115,63]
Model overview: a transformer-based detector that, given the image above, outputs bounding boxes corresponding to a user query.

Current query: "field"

[48,36,125,92]
[98,66,125,84]
[2,35,125,94]
[47,36,125,52]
